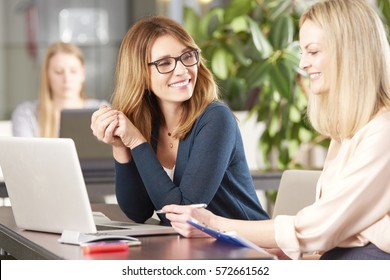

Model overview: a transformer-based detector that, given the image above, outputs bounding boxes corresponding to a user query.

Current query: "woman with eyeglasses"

[91,16,269,225]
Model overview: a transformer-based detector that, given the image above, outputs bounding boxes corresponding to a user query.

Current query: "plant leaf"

[183,7,201,40]
[211,48,230,79]
[269,15,294,49]
[224,37,251,67]
[224,0,254,23]
[248,18,273,58]
[242,59,271,89]
[269,60,291,98]
[198,8,224,40]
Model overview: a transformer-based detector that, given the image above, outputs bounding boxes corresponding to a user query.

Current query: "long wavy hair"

[111,16,220,141]
[301,0,390,141]
[38,42,86,137]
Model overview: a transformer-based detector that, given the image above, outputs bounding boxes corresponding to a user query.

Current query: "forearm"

[115,160,155,222]
[214,216,277,248]
[113,145,131,163]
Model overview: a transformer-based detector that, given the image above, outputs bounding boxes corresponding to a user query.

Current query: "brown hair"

[111,16,219,141]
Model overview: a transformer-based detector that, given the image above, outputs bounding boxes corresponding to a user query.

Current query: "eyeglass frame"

[148,49,199,74]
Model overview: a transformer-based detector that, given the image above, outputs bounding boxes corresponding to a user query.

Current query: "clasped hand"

[90,105,146,150]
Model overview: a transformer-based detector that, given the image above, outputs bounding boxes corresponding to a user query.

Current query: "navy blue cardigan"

[115,101,269,224]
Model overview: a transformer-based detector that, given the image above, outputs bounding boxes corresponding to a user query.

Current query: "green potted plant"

[184,0,325,171]
[183,0,390,171]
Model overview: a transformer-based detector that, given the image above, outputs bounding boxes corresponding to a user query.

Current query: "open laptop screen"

[59,108,112,160]
[59,108,114,177]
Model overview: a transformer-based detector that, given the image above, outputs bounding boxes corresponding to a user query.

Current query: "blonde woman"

[164,0,390,260]
[91,16,269,225]
[12,42,107,137]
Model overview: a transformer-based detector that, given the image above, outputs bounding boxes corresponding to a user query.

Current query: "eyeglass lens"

[155,50,198,74]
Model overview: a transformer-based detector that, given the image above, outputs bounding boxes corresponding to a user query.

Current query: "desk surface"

[0,204,273,260]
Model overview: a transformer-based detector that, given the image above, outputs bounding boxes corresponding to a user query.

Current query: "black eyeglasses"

[148,49,199,74]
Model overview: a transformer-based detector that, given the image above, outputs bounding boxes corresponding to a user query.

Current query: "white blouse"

[274,110,390,259]
[163,166,175,181]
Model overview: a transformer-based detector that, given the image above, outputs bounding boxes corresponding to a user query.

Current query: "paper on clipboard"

[187,218,270,255]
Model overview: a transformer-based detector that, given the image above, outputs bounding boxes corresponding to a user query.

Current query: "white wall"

[235,111,266,170]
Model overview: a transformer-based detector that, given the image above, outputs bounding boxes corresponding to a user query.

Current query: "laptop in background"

[59,108,114,179]
[0,137,176,244]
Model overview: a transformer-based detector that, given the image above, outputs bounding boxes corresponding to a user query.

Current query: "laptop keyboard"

[96,224,128,231]
[85,231,112,236]
[82,225,129,236]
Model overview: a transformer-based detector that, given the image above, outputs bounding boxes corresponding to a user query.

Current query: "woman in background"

[163,0,390,260]
[12,42,107,137]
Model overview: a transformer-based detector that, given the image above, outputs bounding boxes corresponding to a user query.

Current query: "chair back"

[272,170,321,218]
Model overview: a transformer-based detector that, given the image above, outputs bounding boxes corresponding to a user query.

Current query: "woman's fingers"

[91,106,119,141]
[91,105,111,124]
[162,205,215,238]
[101,116,119,142]
[170,221,210,238]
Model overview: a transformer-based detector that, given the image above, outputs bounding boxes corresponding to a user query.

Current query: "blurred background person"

[12,42,108,137]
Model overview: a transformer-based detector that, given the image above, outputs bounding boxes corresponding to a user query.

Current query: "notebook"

[59,108,114,179]
[0,137,177,244]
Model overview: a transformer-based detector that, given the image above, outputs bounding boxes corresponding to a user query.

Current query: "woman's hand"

[162,204,217,238]
[91,105,124,147]
[113,111,147,149]
[265,248,291,260]
[91,105,146,149]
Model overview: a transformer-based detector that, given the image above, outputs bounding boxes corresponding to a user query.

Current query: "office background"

[0,0,386,170]
[0,0,225,120]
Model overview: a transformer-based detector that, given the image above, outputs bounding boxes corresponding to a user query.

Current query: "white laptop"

[0,137,177,244]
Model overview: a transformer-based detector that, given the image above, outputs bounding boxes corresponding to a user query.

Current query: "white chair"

[272,169,321,218]
[0,121,12,206]
[0,120,12,137]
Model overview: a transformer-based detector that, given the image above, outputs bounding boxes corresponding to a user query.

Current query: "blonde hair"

[38,42,86,137]
[111,16,219,141]
[300,0,390,140]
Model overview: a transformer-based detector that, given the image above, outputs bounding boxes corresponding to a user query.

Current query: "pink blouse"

[274,111,390,259]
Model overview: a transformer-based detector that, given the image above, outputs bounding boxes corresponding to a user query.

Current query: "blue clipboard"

[187,218,270,255]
